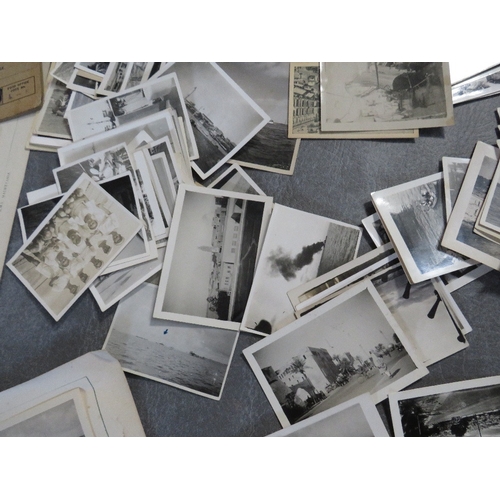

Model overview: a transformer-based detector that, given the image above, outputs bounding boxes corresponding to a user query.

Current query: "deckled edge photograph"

[7,173,142,321]
[154,184,274,331]
[389,374,500,437]
[243,280,428,428]
[268,393,389,437]
[104,282,239,400]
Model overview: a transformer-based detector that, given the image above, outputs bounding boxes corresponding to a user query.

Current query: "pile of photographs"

[4,62,500,437]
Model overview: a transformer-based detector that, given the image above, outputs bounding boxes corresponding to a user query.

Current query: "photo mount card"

[153,184,274,331]
[243,280,428,428]
[372,172,470,284]
[7,173,142,321]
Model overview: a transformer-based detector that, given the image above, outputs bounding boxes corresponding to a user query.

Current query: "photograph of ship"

[159,62,270,179]
[244,281,426,427]
[104,282,239,400]
[217,62,299,174]
[390,376,500,436]
[154,185,273,330]
[320,62,454,132]
[242,204,361,335]
[373,173,468,283]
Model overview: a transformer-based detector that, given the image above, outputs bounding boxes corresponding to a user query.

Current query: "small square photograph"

[389,375,500,437]
[372,172,469,284]
[442,141,500,270]
[207,163,266,196]
[154,184,274,330]
[268,393,389,437]
[7,174,142,321]
[159,62,271,179]
[242,203,362,335]
[243,280,428,427]
[104,282,239,400]
[320,62,454,132]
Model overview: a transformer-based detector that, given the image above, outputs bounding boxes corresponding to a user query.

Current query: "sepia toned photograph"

[7,174,142,321]
[288,63,419,140]
[207,163,266,196]
[268,393,389,437]
[159,62,271,179]
[154,184,273,330]
[442,141,500,270]
[389,375,500,437]
[372,172,469,284]
[242,204,362,335]
[243,280,428,427]
[320,62,454,132]
[104,282,239,400]
[217,62,300,175]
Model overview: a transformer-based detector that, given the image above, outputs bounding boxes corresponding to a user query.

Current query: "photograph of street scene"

[245,282,426,427]
[155,186,272,329]
[391,376,500,436]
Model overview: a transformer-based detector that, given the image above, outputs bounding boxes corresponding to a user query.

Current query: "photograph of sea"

[104,282,239,399]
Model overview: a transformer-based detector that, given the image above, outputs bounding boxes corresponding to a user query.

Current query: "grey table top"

[2,94,500,437]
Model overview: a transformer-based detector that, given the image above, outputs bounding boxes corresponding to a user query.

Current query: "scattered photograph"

[207,163,266,195]
[154,184,273,330]
[452,65,500,105]
[74,62,110,77]
[320,62,454,132]
[99,62,128,95]
[122,62,155,90]
[159,62,270,179]
[50,62,76,86]
[476,152,500,236]
[7,174,142,321]
[361,212,391,247]
[441,264,491,293]
[243,280,428,427]
[442,156,470,219]
[217,62,300,175]
[241,204,362,335]
[442,141,500,270]
[372,172,470,284]
[268,393,389,437]
[389,375,500,436]
[288,63,419,140]
[104,282,239,400]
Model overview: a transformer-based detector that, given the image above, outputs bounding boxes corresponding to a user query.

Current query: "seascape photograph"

[104,282,239,399]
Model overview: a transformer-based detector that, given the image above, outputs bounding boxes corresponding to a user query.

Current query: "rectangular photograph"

[207,163,266,196]
[452,65,500,105]
[442,156,470,219]
[104,282,239,400]
[268,393,389,437]
[7,174,142,321]
[372,172,470,284]
[241,203,362,335]
[159,62,271,179]
[320,62,454,132]
[476,152,500,237]
[154,184,274,330]
[243,280,428,428]
[441,141,500,270]
[389,375,500,437]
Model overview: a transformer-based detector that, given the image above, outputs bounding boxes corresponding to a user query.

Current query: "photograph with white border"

[207,163,266,196]
[154,184,273,330]
[442,156,471,220]
[268,393,389,437]
[243,280,428,428]
[372,172,470,284]
[389,375,500,437]
[104,282,239,400]
[241,203,362,335]
[7,174,142,321]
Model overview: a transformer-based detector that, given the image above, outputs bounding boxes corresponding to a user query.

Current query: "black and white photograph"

[372,172,470,284]
[90,247,165,312]
[99,62,128,95]
[122,62,155,90]
[442,141,500,270]
[268,393,389,437]
[159,62,270,179]
[361,212,391,247]
[320,62,454,132]
[104,282,239,400]
[442,156,470,219]
[370,263,469,367]
[217,62,300,175]
[288,63,419,140]
[242,204,363,335]
[243,280,428,427]
[66,69,101,98]
[50,62,75,86]
[207,163,266,195]
[476,151,500,236]
[74,62,110,78]
[154,184,273,330]
[452,65,500,105]
[389,375,500,437]
[7,174,142,321]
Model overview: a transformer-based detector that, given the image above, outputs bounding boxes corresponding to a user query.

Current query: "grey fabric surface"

[1,94,500,436]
